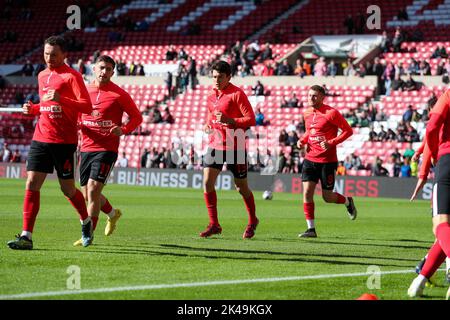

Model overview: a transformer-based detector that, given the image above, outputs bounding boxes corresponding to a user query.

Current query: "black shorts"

[26,140,77,179]
[432,153,450,216]
[301,159,338,190]
[203,148,248,179]
[80,151,117,186]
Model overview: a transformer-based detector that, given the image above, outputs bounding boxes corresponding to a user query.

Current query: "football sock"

[436,222,450,257]
[67,189,89,221]
[243,192,257,225]
[22,190,40,233]
[101,198,114,217]
[304,202,315,228]
[420,241,447,279]
[91,216,99,231]
[335,193,347,205]
[204,191,219,226]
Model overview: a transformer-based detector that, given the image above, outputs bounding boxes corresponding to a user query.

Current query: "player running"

[73,55,142,247]
[297,85,357,238]
[199,60,258,239]
[7,36,93,250]
[408,89,450,298]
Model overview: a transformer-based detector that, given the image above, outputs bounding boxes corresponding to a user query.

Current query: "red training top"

[301,104,353,163]
[80,81,143,152]
[30,64,92,144]
[426,89,450,161]
[206,83,255,150]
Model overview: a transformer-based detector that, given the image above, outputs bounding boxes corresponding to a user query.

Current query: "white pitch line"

[0,268,429,299]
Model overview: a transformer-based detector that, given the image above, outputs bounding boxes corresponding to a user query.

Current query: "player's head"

[308,85,326,108]
[94,55,116,85]
[211,60,231,91]
[43,36,68,69]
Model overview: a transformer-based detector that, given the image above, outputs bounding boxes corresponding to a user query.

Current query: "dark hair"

[44,36,68,52]
[309,85,326,96]
[212,60,231,76]
[96,55,116,69]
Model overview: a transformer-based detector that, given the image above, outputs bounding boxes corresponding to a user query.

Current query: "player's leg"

[8,141,53,250]
[320,162,357,220]
[234,176,258,239]
[101,193,122,236]
[299,159,319,238]
[7,171,47,250]
[200,166,222,237]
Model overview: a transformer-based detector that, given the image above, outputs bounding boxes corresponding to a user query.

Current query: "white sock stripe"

[1,268,445,300]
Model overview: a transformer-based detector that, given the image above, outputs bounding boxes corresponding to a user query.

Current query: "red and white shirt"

[206,83,255,150]
[301,104,353,163]
[80,81,143,153]
[30,64,92,144]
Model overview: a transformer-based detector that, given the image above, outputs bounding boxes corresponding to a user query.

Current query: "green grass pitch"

[0,178,448,300]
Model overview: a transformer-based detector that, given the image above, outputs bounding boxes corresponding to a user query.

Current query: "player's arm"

[412,136,426,161]
[112,93,143,136]
[59,73,93,114]
[298,130,309,148]
[410,142,432,201]
[23,101,40,115]
[426,90,450,159]
[230,91,256,129]
[327,110,353,146]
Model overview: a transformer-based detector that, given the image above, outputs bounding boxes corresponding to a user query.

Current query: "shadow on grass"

[56,242,419,268]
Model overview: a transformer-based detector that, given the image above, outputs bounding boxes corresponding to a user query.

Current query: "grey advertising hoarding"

[0,163,430,200]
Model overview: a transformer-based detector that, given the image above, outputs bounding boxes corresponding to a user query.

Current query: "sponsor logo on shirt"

[82,120,113,127]
[40,105,62,112]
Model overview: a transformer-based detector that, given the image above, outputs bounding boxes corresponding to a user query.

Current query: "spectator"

[343,62,356,76]
[380,30,391,53]
[116,59,127,75]
[165,71,173,99]
[372,157,389,176]
[186,56,197,90]
[259,42,273,62]
[392,27,404,53]
[278,129,288,145]
[165,45,177,61]
[343,155,352,170]
[2,143,11,162]
[92,49,100,63]
[393,157,402,177]
[128,61,137,76]
[277,59,293,75]
[418,60,431,75]
[313,57,327,76]
[391,73,405,91]
[327,59,338,77]
[402,105,415,122]
[161,107,174,124]
[403,143,415,159]
[403,74,419,91]
[0,75,6,89]
[431,45,448,59]
[357,111,370,127]
[285,120,297,133]
[15,91,25,104]
[400,157,411,177]
[286,131,298,146]
[337,161,346,175]
[146,147,160,168]
[383,61,395,96]
[76,58,86,76]
[294,59,305,77]
[350,152,364,169]
[280,96,290,108]
[397,9,409,21]
[344,109,359,127]
[178,47,188,61]
[150,106,162,124]
[21,60,34,76]
[141,148,149,168]
[10,149,21,163]
[378,125,387,141]
[117,152,128,167]
[368,126,378,142]
[287,92,299,108]
[255,108,268,126]
[252,80,265,96]
[392,145,405,162]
